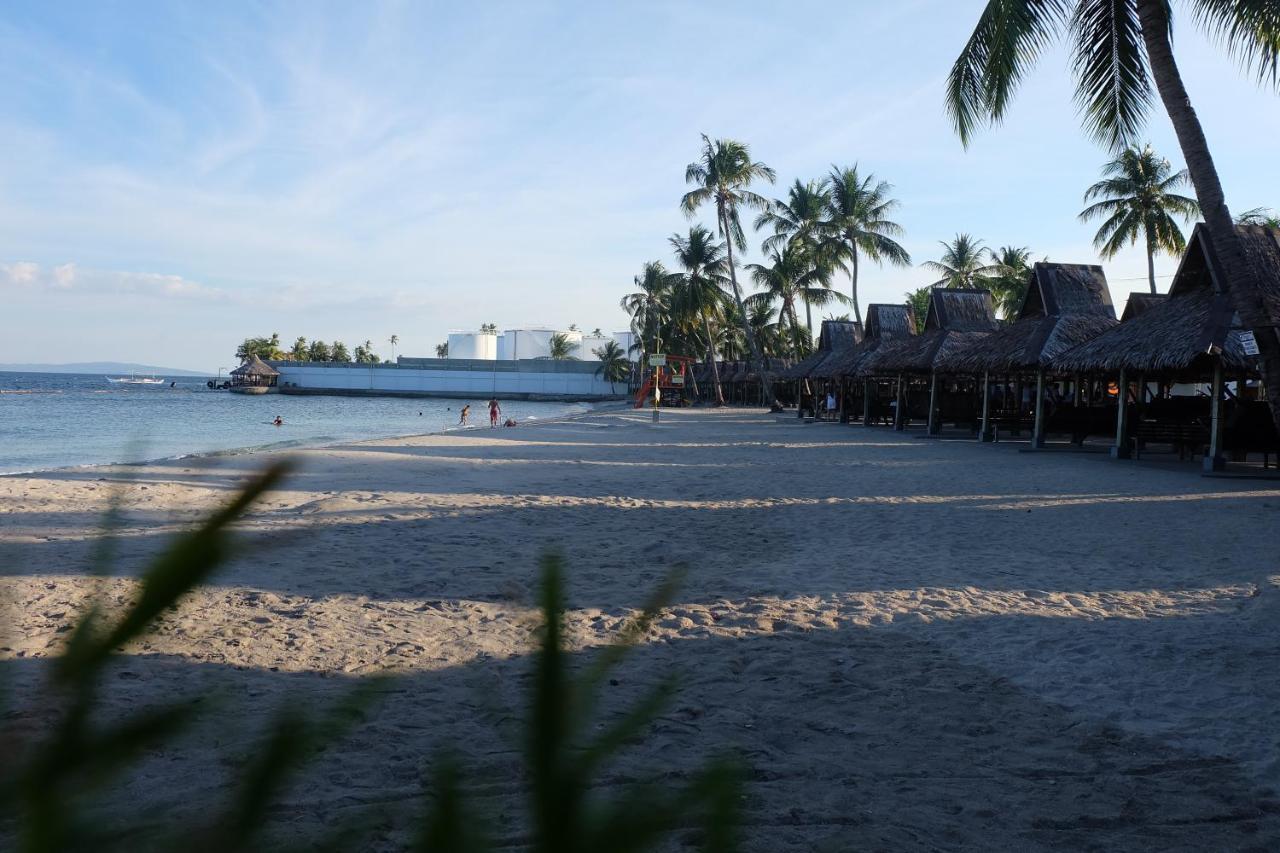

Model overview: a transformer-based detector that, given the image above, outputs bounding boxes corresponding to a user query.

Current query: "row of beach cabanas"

[693,224,1280,472]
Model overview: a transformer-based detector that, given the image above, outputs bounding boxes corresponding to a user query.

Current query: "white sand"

[3,407,1279,849]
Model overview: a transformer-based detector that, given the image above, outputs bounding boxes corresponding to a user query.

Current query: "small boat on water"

[105,373,165,385]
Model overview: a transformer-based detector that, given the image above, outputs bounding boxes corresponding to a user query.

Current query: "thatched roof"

[859,289,996,375]
[822,304,916,378]
[778,319,862,380]
[936,263,1117,374]
[231,354,280,377]
[1053,225,1280,375]
[1119,292,1167,321]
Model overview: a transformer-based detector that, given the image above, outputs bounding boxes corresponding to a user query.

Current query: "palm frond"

[1070,0,1153,149]
[1187,0,1280,87]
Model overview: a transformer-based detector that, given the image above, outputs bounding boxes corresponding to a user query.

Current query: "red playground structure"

[633,355,696,408]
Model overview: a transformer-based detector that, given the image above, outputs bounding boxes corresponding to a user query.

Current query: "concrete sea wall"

[273,358,623,401]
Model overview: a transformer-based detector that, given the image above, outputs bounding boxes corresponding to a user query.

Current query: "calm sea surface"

[0,371,590,475]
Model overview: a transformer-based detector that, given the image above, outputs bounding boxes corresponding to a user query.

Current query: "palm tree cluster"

[236,334,382,364]
[622,135,912,404]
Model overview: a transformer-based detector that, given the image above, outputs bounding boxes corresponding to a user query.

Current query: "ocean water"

[0,372,590,475]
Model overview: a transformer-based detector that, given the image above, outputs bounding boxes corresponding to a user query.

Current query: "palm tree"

[1079,145,1199,294]
[946,0,1280,428]
[388,334,399,362]
[822,165,911,327]
[435,341,449,358]
[331,341,351,363]
[362,339,377,364]
[923,234,997,288]
[756,179,833,332]
[681,134,778,403]
[671,225,731,405]
[621,261,676,362]
[549,333,576,360]
[746,246,848,360]
[1238,208,1280,228]
[289,336,308,361]
[986,245,1034,318]
[593,340,629,394]
[904,287,931,332]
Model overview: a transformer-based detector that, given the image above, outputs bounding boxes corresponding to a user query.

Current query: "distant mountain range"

[0,362,212,376]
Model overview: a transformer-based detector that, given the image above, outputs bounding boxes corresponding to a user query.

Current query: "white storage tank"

[496,334,508,360]
[577,335,613,360]
[612,331,640,361]
[504,328,557,360]
[447,330,498,360]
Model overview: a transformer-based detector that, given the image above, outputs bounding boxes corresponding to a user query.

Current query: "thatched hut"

[229,355,279,394]
[938,263,1117,446]
[777,319,861,417]
[823,304,916,425]
[1053,224,1280,469]
[858,288,997,431]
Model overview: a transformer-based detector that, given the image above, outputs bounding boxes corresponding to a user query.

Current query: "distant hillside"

[0,362,212,376]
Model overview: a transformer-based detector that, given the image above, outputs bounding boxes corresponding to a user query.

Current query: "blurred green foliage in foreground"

[0,461,740,851]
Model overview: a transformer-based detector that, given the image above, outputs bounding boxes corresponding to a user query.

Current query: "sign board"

[670,374,685,386]
[648,354,666,367]
[1240,331,1260,357]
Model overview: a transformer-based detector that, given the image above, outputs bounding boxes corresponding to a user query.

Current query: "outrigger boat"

[105,373,165,385]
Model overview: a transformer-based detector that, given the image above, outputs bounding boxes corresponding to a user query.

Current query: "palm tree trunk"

[703,315,725,405]
[847,239,863,327]
[1145,229,1157,294]
[719,203,779,407]
[1137,0,1280,432]
[804,295,813,334]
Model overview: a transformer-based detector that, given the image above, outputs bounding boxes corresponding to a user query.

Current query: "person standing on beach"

[488,398,501,428]
[459,405,470,426]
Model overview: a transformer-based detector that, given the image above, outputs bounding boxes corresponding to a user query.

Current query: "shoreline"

[0,398,627,480]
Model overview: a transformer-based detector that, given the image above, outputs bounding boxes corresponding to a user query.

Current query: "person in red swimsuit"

[488,398,501,428]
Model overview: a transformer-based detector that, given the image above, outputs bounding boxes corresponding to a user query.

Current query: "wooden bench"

[1133,421,1209,461]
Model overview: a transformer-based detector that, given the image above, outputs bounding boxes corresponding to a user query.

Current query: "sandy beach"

[3,407,1279,850]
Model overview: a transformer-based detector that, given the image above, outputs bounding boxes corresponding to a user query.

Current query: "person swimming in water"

[458,405,471,426]
[273,416,284,426]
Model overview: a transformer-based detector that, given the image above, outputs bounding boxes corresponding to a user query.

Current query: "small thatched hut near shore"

[858,288,997,431]
[778,319,862,417]
[1053,224,1280,469]
[229,355,279,394]
[937,262,1117,446]
[823,304,916,424]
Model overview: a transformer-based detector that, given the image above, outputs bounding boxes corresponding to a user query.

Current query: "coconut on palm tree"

[756,179,835,332]
[681,134,778,405]
[946,0,1280,429]
[670,225,731,405]
[1079,145,1198,294]
[923,234,997,289]
[986,245,1034,318]
[593,340,629,394]
[822,165,911,327]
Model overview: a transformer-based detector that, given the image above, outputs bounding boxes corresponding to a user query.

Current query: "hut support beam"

[894,374,906,431]
[1204,361,1226,472]
[1110,368,1131,459]
[862,379,873,426]
[980,371,993,442]
[927,373,941,436]
[1031,369,1046,449]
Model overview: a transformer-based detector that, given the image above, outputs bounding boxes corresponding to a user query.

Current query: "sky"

[1,1,1278,372]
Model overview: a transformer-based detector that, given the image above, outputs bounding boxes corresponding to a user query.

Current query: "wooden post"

[980,371,992,442]
[1031,368,1046,449]
[862,378,873,426]
[1205,360,1225,472]
[894,374,907,431]
[1110,368,1131,459]
[927,372,941,436]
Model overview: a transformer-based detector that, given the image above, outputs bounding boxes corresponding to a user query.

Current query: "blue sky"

[1,1,1277,371]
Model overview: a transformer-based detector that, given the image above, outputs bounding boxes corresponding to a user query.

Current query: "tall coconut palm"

[746,246,848,359]
[549,333,576,360]
[755,179,834,332]
[946,0,1280,429]
[681,134,778,405]
[621,261,677,362]
[986,245,1034,318]
[1079,145,1199,294]
[388,334,399,362]
[822,165,911,327]
[435,341,448,358]
[670,225,731,405]
[593,340,629,394]
[923,234,997,289]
